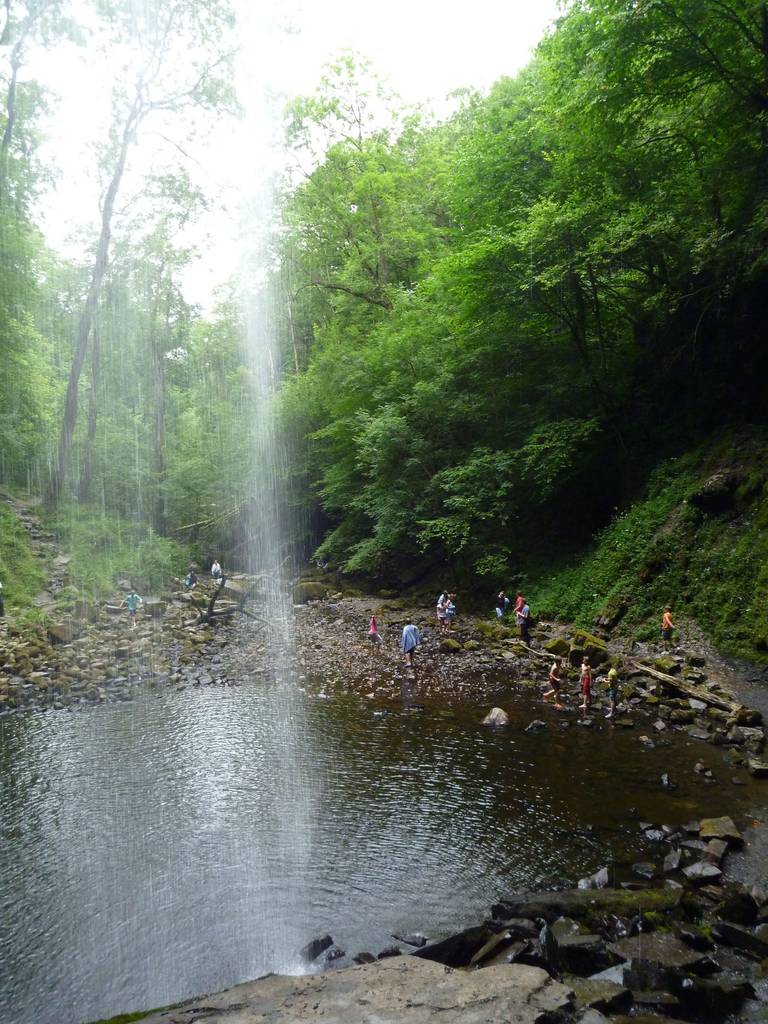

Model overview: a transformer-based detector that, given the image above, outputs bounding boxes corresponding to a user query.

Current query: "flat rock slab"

[492,887,681,923]
[608,932,706,971]
[138,957,572,1024]
[699,816,742,844]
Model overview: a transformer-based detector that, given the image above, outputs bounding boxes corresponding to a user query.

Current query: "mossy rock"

[463,640,481,651]
[475,621,514,641]
[440,638,462,653]
[292,581,328,604]
[544,637,570,658]
[653,656,679,674]
[571,629,608,665]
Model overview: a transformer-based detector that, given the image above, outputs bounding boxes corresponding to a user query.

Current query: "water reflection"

[0,682,765,1024]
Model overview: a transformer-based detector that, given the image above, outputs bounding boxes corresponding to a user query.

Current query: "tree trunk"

[77,325,101,502]
[46,96,142,505]
[151,280,170,535]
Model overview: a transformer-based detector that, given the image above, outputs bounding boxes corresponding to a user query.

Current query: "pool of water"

[0,675,765,1024]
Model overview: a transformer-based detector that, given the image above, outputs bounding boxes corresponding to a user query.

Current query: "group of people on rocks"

[541,655,621,718]
[370,582,677,715]
[120,558,226,629]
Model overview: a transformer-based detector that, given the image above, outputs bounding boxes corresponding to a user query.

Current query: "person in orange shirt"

[661,606,675,649]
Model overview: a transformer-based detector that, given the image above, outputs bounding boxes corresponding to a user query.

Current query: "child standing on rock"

[579,657,593,712]
[121,589,143,629]
[661,606,675,649]
[605,665,620,719]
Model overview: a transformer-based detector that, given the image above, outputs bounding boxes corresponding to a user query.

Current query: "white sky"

[30,0,562,308]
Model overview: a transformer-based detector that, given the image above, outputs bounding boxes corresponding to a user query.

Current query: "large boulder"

[544,637,570,658]
[482,708,509,727]
[292,581,328,604]
[571,630,608,666]
[139,957,573,1024]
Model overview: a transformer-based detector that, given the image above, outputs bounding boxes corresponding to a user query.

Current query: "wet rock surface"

[137,957,573,1024]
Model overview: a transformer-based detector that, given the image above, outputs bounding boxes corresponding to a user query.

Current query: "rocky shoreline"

[112,811,768,1023]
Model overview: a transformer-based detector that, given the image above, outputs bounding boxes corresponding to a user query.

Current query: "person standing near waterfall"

[211,558,222,585]
[401,622,421,668]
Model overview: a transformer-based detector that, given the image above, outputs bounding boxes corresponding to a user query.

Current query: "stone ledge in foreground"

[137,956,572,1024]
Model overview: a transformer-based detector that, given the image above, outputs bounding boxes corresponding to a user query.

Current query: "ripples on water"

[0,679,763,1024]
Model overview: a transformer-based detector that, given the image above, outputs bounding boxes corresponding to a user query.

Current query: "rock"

[525,719,546,732]
[492,888,682,924]
[682,861,723,885]
[670,709,695,724]
[412,924,498,968]
[292,581,328,604]
[502,918,540,941]
[377,945,402,959]
[440,638,462,653]
[353,951,376,964]
[393,933,428,948]
[663,849,681,873]
[609,931,709,975]
[542,918,613,975]
[699,816,742,845]
[676,975,754,1019]
[544,637,570,657]
[615,717,634,728]
[143,598,166,618]
[462,640,481,651]
[655,657,681,674]
[715,890,758,925]
[567,976,632,1013]
[748,758,768,777]
[632,862,656,880]
[687,471,739,513]
[301,934,333,962]
[677,924,713,951]
[46,620,79,644]
[687,726,711,742]
[482,708,509,727]
[571,629,608,665]
[711,921,768,959]
[148,957,568,1024]
[703,839,728,865]
[578,867,610,891]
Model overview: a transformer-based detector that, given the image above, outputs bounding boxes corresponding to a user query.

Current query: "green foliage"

[534,430,768,661]
[0,499,45,608]
[51,505,190,598]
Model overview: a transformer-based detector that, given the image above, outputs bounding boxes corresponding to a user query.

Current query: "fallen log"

[627,661,741,714]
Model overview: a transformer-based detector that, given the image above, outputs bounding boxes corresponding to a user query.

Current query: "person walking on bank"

[495,590,510,619]
[543,657,564,710]
[579,657,593,712]
[605,665,620,719]
[516,597,531,645]
[445,593,457,632]
[368,614,382,648]
[436,591,449,634]
[401,622,421,668]
[121,589,143,629]
[661,606,675,649]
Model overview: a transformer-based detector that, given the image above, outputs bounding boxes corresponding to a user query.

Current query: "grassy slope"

[532,427,768,662]
[0,497,45,611]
